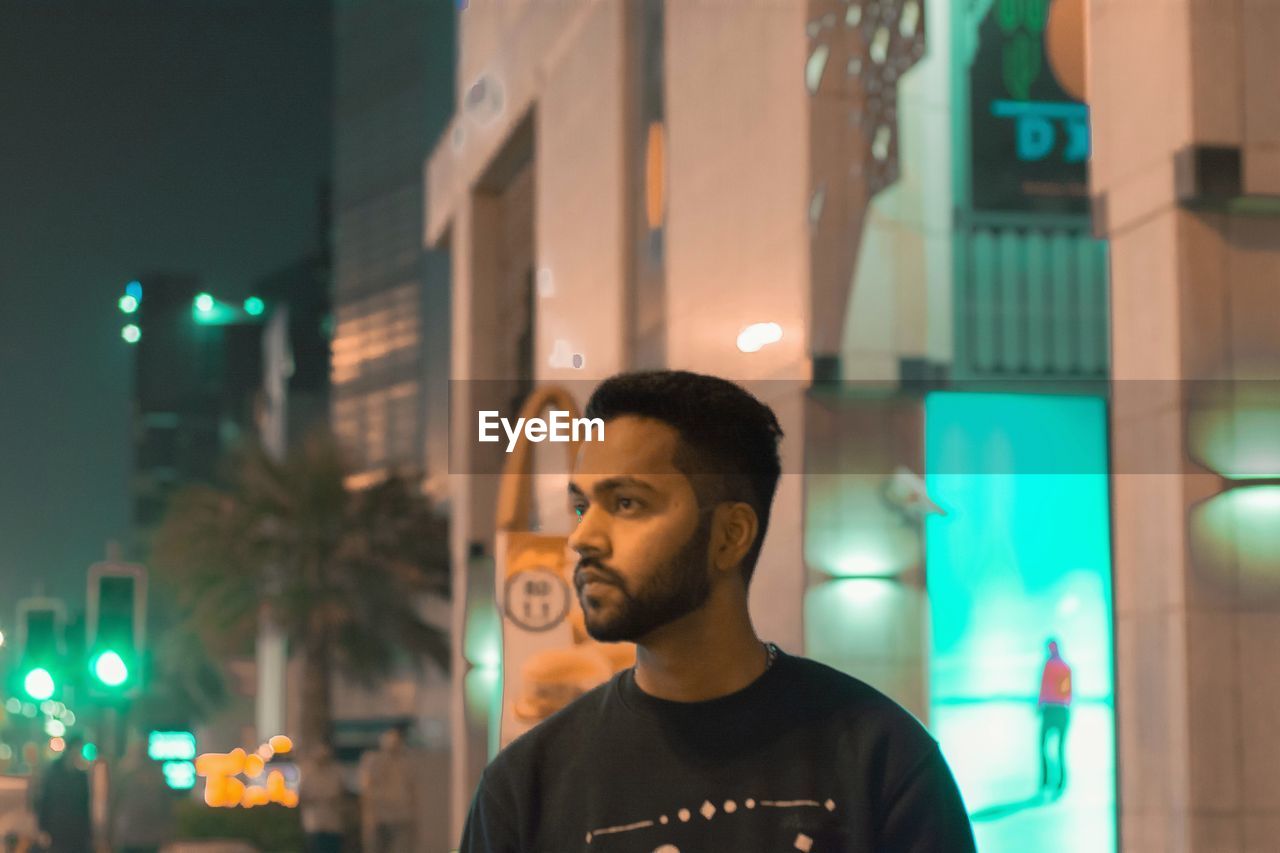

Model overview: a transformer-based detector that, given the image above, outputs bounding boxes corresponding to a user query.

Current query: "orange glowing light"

[49,737,65,753]
[195,743,298,809]
[645,121,666,230]
[268,735,293,754]
[243,754,265,778]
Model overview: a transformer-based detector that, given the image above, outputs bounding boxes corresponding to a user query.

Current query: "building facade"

[330,0,456,495]
[426,0,1280,850]
[327,3,457,848]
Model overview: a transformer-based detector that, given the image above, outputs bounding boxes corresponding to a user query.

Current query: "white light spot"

[746,798,756,809]
[659,815,669,825]
[724,800,737,813]
[677,808,691,823]
[806,45,830,93]
[870,27,889,64]
[809,184,826,225]
[872,125,892,161]
[900,1,920,37]
[653,846,680,853]
[846,5,862,27]
[825,799,836,811]
[536,267,555,297]
[736,322,784,354]
[795,833,814,852]
[548,338,576,368]
[700,800,717,820]
[586,832,593,842]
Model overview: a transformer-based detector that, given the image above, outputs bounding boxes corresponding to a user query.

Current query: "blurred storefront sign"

[491,387,635,750]
[969,0,1090,213]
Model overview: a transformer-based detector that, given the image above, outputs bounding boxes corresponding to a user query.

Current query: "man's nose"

[567,505,608,557]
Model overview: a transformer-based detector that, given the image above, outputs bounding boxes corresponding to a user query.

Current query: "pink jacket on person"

[1039,656,1072,706]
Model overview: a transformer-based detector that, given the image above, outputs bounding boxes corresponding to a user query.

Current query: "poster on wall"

[969,0,1090,213]
[496,531,636,747]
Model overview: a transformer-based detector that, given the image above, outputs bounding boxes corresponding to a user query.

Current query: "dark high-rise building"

[128,258,331,556]
[129,274,264,551]
[330,0,456,490]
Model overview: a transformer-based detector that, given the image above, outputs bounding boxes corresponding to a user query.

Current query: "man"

[111,733,176,853]
[359,726,416,853]
[37,735,90,853]
[1038,638,1073,795]
[461,371,975,851]
[300,741,347,853]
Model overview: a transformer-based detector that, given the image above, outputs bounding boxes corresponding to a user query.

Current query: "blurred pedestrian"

[36,734,89,853]
[1038,637,1073,794]
[358,726,416,853]
[111,734,174,853]
[299,741,346,853]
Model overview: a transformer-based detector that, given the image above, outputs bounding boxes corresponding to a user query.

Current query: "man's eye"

[571,503,586,520]
[616,496,639,512]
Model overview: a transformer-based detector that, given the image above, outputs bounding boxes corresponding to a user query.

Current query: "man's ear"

[712,502,758,574]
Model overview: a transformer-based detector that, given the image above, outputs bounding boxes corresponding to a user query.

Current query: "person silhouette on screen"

[1038,638,1073,796]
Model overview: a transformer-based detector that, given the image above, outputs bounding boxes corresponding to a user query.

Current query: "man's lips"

[574,566,619,593]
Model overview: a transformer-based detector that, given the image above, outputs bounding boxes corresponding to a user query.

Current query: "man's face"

[567,416,714,643]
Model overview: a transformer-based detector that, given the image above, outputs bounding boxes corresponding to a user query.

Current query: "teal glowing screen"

[925,392,1115,853]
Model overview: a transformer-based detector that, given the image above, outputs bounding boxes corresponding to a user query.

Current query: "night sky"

[0,1,332,613]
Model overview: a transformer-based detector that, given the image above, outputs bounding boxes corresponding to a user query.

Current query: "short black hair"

[584,370,783,586]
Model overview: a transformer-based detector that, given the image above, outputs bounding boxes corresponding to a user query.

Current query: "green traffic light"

[244,296,265,316]
[195,293,214,313]
[122,324,141,344]
[91,651,129,687]
[23,668,55,701]
[118,295,139,314]
[82,742,98,762]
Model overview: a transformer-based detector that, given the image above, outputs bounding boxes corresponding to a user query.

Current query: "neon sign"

[195,736,298,809]
[991,100,1089,163]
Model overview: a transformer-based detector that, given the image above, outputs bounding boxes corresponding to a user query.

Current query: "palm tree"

[151,429,450,748]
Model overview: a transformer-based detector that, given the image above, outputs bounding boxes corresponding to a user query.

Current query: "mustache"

[573,560,625,590]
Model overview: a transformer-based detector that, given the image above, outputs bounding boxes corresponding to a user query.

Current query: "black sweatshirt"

[461,649,976,852]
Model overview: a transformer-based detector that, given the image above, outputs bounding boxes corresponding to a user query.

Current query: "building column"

[1090,1,1280,850]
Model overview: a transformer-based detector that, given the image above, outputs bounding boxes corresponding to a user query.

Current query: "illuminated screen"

[925,392,1115,853]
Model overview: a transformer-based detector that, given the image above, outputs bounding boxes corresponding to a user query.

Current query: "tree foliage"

[151,429,450,745]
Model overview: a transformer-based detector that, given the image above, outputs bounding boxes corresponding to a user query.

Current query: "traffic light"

[86,562,147,697]
[13,599,67,701]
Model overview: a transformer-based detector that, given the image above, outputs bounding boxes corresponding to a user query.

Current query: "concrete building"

[1090,1,1280,850]
[425,0,1280,849]
[330,0,456,495]
[326,2,457,848]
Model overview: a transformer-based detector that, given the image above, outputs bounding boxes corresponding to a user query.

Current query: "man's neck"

[632,600,768,702]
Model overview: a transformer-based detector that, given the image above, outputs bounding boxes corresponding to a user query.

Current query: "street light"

[91,650,129,687]
[23,668,55,702]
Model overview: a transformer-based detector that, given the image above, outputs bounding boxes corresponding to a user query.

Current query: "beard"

[575,514,714,643]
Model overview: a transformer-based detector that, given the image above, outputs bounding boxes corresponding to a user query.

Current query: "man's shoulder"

[485,673,619,782]
[782,654,940,752]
